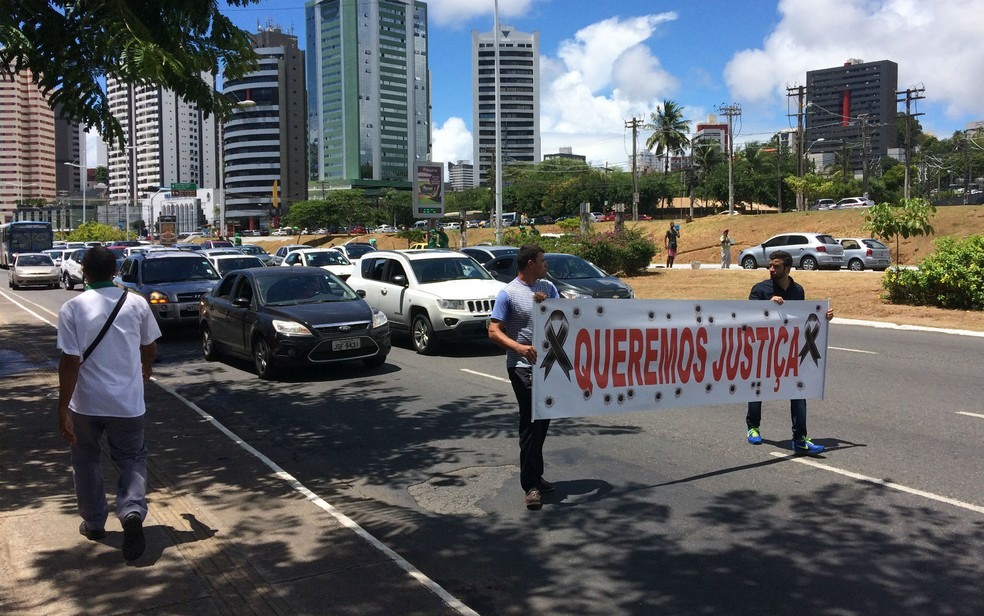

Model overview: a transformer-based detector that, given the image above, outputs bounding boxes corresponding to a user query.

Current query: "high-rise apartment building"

[0,67,56,221]
[223,25,307,231]
[53,102,83,196]
[472,25,540,187]
[306,0,431,185]
[806,59,898,172]
[694,114,729,152]
[106,74,219,229]
[448,160,474,192]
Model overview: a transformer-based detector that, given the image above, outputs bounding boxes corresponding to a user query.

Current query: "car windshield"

[215,257,264,275]
[305,251,351,267]
[17,254,54,266]
[142,258,220,283]
[412,257,493,283]
[863,239,888,249]
[548,255,606,280]
[257,273,358,305]
[817,235,839,245]
[343,244,376,258]
[239,245,267,256]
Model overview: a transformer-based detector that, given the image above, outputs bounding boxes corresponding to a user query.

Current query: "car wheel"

[800,256,818,270]
[411,313,439,355]
[848,258,865,271]
[63,273,74,290]
[363,353,387,368]
[201,324,219,361]
[252,336,278,379]
[741,256,757,270]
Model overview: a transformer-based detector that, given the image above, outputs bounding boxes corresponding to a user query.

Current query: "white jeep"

[346,250,505,354]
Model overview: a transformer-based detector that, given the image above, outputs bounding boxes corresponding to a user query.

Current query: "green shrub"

[505,227,658,275]
[882,235,984,310]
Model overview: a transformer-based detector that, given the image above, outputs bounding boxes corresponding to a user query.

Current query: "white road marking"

[829,346,878,354]
[956,411,984,420]
[153,380,479,616]
[0,289,58,326]
[460,368,510,383]
[768,452,984,515]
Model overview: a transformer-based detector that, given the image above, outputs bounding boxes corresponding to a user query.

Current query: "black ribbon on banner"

[798,313,822,366]
[541,310,573,381]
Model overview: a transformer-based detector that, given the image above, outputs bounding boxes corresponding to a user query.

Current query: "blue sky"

[217,0,983,171]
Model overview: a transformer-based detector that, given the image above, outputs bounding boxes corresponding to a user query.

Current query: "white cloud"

[431,117,473,167]
[539,13,679,167]
[724,0,984,122]
[426,0,538,28]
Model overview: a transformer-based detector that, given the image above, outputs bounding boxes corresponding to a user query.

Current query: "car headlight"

[437,299,466,310]
[148,291,169,305]
[560,289,591,300]
[371,308,388,328]
[272,319,313,336]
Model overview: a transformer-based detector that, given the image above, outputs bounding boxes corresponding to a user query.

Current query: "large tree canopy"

[0,1,259,149]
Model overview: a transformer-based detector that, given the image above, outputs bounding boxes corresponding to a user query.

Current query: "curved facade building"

[223,26,307,232]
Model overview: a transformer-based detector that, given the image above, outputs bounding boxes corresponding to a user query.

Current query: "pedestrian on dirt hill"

[665,222,680,268]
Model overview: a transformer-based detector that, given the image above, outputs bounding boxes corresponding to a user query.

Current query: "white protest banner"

[532,299,830,420]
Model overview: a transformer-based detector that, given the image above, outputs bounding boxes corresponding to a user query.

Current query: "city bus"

[0,221,54,268]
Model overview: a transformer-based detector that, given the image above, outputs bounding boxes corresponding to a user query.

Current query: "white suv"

[347,250,505,354]
[61,248,87,289]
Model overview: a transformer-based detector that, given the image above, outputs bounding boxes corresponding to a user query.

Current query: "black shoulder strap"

[82,292,129,363]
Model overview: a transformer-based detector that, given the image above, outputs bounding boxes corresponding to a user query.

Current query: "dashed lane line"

[768,452,984,515]
[956,411,984,420]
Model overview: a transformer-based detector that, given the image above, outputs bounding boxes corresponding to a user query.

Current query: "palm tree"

[645,100,691,210]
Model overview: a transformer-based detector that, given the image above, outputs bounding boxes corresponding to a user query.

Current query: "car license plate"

[332,338,360,351]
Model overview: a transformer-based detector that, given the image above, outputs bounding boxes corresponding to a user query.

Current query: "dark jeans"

[508,366,550,492]
[71,411,148,530]
[746,399,808,442]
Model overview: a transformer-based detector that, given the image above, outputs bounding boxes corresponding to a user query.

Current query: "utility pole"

[857,113,872,197]
[718,103,741,215]
[786,85,806,211]
[896,86,925,201]
[625,117,643,221]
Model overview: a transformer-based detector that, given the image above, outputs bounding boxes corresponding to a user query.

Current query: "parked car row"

[814,197,876,210]
[737,232,891,271]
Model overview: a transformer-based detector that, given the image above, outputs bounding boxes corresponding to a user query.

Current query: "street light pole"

[63,161,86,225]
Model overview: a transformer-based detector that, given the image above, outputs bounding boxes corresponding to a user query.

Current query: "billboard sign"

[414,162,444,218]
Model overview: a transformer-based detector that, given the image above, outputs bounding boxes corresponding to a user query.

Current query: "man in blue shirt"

[745,250,833,455]
[488,245,559,509]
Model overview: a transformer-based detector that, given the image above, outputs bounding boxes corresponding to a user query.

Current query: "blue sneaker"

[747,427,762,444]
[792,437,824,455]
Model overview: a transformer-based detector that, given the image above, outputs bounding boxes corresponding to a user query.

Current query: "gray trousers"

[70,411,148,530]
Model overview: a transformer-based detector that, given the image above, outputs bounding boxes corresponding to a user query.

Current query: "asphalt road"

[6,286,984,616]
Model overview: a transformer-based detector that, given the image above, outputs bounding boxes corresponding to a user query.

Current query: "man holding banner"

[746,250,833,454]
[489,245,560,510]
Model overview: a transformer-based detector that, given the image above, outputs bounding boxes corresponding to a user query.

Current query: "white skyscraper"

[472,25,540,187]
[106,75,219,230]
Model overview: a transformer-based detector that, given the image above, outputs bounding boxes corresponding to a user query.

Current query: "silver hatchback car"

[738,233,845,271]
[837,237,892,271]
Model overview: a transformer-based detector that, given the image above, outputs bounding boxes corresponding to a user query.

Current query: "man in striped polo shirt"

[488,244,559,510]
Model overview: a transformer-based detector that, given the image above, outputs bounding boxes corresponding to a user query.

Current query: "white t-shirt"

[57,287,162,418]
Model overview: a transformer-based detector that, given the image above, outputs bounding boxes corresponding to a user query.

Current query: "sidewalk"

[0,305,469,616]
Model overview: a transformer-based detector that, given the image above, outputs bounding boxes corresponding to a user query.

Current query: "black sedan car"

[483,252,634,299]
[199,266,390,379]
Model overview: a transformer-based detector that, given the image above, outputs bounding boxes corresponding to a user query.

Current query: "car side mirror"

[391,274,407,287]
[232,297,250,308]
[355,289,366,298]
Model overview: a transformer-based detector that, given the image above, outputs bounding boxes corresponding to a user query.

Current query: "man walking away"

[57,246,162,561]
[744,250,832,455]
[488,245,559,509]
